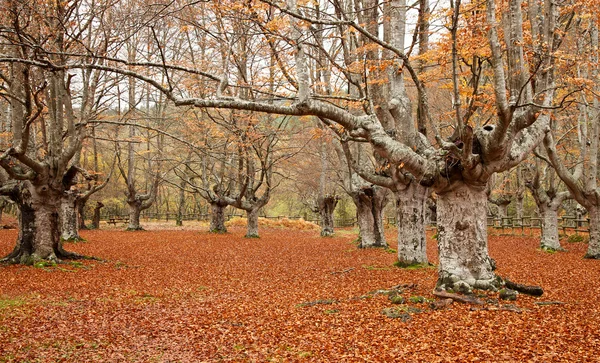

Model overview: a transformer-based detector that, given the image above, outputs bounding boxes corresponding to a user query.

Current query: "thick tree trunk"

[127,203,143,231]
[318,195,337,237]
[245,208,260,238]
[60,191,82,241]
[395,184,428,266]
[2,183,81,264]
[539,206,562,251]
[210,202,227,233]
[585,206,600,259]
[91,202,103,229]
[353,186,387,248]
[436,184,499,292]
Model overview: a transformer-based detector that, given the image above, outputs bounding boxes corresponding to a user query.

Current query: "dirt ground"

[0,224,599,362]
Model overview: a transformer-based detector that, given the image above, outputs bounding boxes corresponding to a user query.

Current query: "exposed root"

[503,278,544,297]
[432,290,484,305]
[583,253,600,260]
[126,226,145,231]
[436,271,502,293]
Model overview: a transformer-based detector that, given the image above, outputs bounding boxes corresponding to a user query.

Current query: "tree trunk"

[436,184,499,292]
[395,183,428,266]
[515,194,524,221]
[539,205,562,251]
[210,202,227,233]
[318,195,337,237]
[60,191,82,241]
[91,202,103,229]
[2,183,80,264]
[76,197,88,230]
[245,208,260,238]
[176,181,185,226]
[353,186,387,248]
[127,202,143,231]
[585,206,600,259]
[498,203,509,219]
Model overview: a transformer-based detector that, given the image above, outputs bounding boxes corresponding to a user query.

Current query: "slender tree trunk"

[515,194,524,221]
[60,191,82,241]
[436,183,499,292]
[245,208,260,238]
[353,186,387,248]
[127,202,143,231]
[497,203,509,219]
[176,180,185,226]
[318,195,337,237]
[91,202,103,229]
[395,183,428,266]
[210,202,227,233]
[539,205,562,251]
[585,206,600,259]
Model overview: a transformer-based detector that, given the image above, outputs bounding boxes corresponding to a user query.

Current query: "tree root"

[503,278,544,297]
[432,290,484,305]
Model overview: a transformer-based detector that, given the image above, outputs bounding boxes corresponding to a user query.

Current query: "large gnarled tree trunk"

[2,182,82,264]
[436,184,498,292]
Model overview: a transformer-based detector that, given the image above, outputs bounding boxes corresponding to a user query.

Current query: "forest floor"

[0,224,599,362]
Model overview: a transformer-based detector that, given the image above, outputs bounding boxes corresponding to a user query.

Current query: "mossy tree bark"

[2,182,82,264]
[210,201,228,233]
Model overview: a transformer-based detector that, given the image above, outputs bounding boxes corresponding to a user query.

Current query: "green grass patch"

[567,234,588,243]
[393,261,435,269]
[0,296,26,310]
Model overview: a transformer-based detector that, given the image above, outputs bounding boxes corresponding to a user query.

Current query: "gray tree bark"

[436,184,499,292]
[585,206,600,259]
[353,185,387,248]
[539,206,562,251]
[245,208,260,238]
[395,183,429,266]
[60,190,82,241]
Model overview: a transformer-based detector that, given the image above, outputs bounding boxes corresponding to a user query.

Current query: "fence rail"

[100,213,590,235]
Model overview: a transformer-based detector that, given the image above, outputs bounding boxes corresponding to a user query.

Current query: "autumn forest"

[0,0,600,361]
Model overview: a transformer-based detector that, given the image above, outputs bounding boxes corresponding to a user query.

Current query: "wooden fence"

[101,213,590,236]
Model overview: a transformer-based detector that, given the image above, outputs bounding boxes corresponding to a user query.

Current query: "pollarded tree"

[0,0,111,263]
[544,19,600,259]
[340,139,429,264]
[333,139,389,248]
[524,157,569,251]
